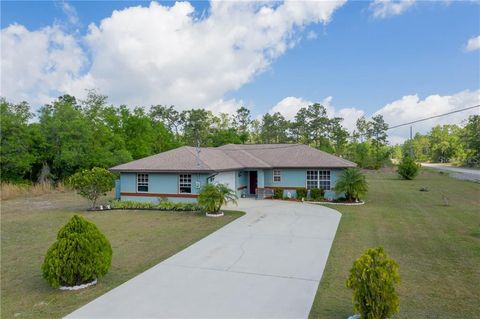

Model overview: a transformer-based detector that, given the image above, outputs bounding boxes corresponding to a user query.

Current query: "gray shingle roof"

[110,144,356,172]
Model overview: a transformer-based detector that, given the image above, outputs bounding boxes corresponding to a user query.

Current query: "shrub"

[296,188,307,199]
[69,167,116,208]
[273,188,283,199]
[109,200,201,211]
[198,183,237,214]
[310,188,324,201]
[346,247,400,319]
[397,156,420,180]
[42,215,112,288]
[335,168,368,201]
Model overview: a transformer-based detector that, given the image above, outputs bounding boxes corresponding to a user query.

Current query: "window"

[273,169,281,182]
[179,174,192,193]
[306,170,330,190]
[137,173,149,192]
[318,170,331,190]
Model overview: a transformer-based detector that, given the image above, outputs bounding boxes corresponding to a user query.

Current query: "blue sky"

[1,1,479,141]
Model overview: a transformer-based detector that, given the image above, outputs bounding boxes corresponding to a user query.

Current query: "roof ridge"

[233,147,271,167]
[183,146,213,170]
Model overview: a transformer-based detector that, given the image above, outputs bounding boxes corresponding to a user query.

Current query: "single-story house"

[110,144,356,203]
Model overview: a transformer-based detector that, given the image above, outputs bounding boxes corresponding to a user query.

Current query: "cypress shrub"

[42,215,112,288]
[346,247,400,319]
[397,156,421,180]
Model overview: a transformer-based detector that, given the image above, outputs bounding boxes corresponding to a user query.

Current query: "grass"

[309,168,480,319]
[0,182,67,200]
[1,191,244,319]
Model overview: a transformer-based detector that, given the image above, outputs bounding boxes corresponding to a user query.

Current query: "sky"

[1,0,479,143]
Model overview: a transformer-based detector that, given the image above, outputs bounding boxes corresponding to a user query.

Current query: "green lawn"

[1,192,243,319]
[310,168,480,318]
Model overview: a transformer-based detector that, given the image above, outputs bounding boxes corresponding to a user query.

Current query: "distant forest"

[1,91,478,183]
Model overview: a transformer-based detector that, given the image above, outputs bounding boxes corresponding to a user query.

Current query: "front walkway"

[67,199,341,318]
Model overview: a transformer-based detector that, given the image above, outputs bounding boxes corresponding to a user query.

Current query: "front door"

[249,171,258,195]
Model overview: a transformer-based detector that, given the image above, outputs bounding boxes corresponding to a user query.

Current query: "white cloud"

[268,96,364,132]
[206,98,245,115]
[370,0,416,19]
[307,30,318,40]
[270,96,313,120]
[375,89,480,144]
[60,1,80,27]
[0,24,87,106]
[1,1,347,109]
[465,35,480,52]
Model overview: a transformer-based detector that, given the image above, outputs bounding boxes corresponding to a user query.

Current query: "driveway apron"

[67,199,341,319]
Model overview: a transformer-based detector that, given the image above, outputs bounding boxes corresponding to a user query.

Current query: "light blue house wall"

[263,168,344,200]
[119,172,209,203]
[116,168,345,203]
[235,171,248,197]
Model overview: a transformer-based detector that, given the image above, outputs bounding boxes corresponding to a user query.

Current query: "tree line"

[1,91,393,183]
[396,115,480,167]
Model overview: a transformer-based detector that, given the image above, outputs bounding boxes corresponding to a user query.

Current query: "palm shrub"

[397,155,420,180]
[198,183,237,214]
[42,215,112,288]
[346,247,400,319]
[335,168,368,201]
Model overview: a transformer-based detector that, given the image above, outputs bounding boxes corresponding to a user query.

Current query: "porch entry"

[249,171,258,195]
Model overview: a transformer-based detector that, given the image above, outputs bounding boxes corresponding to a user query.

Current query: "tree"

[370,115,389,168]
[183,109,214,146]
[0,99,36,182]
[328,117,349,155]
[461,115,480,167]
[429,124,464,163]
[198,183,237,214]
[334,168,368,201]
[346,247,400,319]
[150,105,184,139]
[42,215,112,288]
[69,167,116,208]
[38,95,94,179]
[232,107,251,143]
[397,155,420,180]
[259,112,290,143]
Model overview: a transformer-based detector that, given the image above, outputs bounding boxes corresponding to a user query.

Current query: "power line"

[387,104,480,130]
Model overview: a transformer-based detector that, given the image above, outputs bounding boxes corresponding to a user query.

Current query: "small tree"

[69,167,116,208]
[42,215,112,288]
[198,183,237,214]
[397,155,420,180]
[335,168,368,201]
[346,247,400,319]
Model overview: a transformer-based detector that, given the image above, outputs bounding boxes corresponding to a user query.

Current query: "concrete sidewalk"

[67,199,341,318]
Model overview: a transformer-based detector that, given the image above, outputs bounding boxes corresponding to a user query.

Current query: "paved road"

[67,199,341,319]
[422,163,480,182]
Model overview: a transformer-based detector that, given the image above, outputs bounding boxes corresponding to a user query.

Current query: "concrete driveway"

[67,199,341,319]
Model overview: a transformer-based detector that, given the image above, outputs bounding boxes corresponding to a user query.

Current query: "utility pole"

[409,125,414,157]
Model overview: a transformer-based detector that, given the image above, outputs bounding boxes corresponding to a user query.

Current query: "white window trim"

[137,173,149,193]
[305,170,331,190]
[178,174,192,194]
[273,169,281,183]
